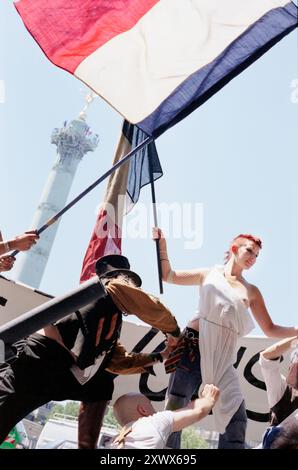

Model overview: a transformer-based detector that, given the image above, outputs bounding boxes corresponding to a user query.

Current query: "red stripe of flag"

[15,0,159,73]
[80,207,122,282]
[80,125,130,282]
[80,120,162,283]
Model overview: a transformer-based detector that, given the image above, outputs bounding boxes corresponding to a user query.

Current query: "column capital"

[51,118,99,163]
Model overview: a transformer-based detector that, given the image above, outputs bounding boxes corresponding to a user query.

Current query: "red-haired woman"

[152,228,298,449]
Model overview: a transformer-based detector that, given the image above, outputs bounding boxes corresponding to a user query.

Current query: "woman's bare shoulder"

[245,282,262,302]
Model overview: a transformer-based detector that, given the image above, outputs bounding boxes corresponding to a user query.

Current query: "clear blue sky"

[1,2,297,334]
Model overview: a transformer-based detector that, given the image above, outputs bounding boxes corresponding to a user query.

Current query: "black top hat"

[95,254,142,287]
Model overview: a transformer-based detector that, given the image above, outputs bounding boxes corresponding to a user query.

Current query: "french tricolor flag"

[16,0,297,137]
[80,120,162,282]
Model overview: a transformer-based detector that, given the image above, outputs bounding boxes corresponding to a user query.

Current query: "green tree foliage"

[47,402,119,428]
[103,406,120,429]
[64,401,80,418]
[47,403,65,420]
[47,401,79,421]
[181,427,209,449]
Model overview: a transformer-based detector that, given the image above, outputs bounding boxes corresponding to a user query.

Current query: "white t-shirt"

[259,354,287,408]
[110,411,174,449]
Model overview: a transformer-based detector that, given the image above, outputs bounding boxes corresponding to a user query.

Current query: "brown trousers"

[78,401,109,449]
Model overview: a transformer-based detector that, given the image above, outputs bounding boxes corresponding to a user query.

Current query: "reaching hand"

[0,255,15,272]
[12,231,39,251]
[152,227,167,252]
[152,227,162,240]
[201,384,220,404]
[152,227,164,240]
[160,341,174,360]
[166,333,181,351]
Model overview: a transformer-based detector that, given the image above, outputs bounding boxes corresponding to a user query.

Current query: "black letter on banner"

[130,327,167,401]
[233,346,246,369]
[244,352,269,423]
[0,297,7,307]
[130,327,161,353]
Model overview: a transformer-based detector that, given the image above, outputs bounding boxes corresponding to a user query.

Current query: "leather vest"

[56,294,122,371]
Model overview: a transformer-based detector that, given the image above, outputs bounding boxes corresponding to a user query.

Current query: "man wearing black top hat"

[0,255,180,445]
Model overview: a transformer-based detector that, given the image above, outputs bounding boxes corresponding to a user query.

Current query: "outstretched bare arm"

[172,384,220,432]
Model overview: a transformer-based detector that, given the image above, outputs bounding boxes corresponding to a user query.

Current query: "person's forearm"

[172,397,215,432]
[157,231,205,285]
[159,246,173,282]
[190,397,216,419]
[0,241,11,255]
[106,351,164,375]
[155,231,173,281]
[0,237,23,254]
[261,336,298,360]
[264,324,298,339]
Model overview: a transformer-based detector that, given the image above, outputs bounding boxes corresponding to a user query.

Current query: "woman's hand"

[152,226,162,240]
[152,227,167,251]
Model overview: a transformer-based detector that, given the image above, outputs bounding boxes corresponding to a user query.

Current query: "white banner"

[0,275,289,442]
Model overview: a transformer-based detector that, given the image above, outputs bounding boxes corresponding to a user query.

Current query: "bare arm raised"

[260,336,298,360]
[172,384,220,432]
[152,227,209,286]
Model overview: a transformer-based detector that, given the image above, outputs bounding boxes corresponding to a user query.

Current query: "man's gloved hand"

[166,332,181,352]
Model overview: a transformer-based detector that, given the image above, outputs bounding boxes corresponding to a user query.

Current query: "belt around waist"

[184,327,199,339]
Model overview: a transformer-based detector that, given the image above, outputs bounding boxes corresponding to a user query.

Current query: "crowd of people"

[0,225,297,449]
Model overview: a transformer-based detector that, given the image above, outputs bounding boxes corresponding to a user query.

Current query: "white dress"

[197,266,254,433]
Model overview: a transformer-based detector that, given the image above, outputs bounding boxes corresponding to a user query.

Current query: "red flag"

[80,121,162,282]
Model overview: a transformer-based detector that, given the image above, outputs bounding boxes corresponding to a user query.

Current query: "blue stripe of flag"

[122,121,163,206]
[138,3,298,138]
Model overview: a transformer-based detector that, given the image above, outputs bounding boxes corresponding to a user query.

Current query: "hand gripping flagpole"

[9,135,154,258]
[148,152,163,294]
